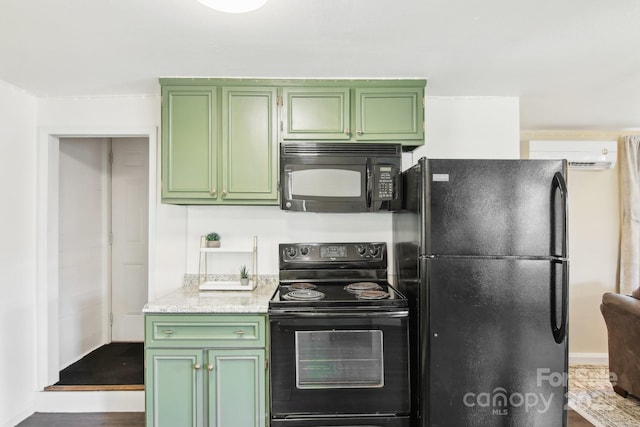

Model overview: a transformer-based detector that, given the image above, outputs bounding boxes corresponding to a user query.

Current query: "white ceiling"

[1,0,639,129]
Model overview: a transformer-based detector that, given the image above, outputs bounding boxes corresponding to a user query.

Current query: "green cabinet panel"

[222,87,278,201]
[161,86,217,200]
[145,314,268,427]
[146,314,266,348]
[161,85,278,205]
[281,83,424,148]
[355,87,424,141]
[208,349,266,427]
[146,349,204,427]
[281,87,351,140]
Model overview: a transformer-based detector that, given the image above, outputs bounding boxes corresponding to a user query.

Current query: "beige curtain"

[620,135,640,294]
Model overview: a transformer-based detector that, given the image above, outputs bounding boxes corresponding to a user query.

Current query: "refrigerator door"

[418,158,568,258]
[425,257,568,427]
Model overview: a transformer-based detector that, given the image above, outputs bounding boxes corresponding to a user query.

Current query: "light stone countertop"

[143,275,278,314]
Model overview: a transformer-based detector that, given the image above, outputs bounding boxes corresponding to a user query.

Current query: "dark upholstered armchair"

[600,288,640,398]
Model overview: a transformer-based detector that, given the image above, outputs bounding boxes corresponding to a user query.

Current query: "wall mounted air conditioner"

[529,140,617,170]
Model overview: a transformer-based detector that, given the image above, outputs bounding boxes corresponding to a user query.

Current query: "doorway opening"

[48,137,148,389]
[36,130,155,392]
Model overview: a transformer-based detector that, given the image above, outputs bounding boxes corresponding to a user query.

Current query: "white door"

[111,138,149,341]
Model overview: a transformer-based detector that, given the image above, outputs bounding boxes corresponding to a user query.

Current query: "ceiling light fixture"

[197,0,268,13]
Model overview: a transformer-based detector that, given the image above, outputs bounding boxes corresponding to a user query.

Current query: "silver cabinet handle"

[356,128,363,135]
[234,330,246,336]
[209,188,217,196]
[222,190,227,198]
[162,329,174,335]
[194,364,201,370]
[344,128,350,135]
[208,364,214,371]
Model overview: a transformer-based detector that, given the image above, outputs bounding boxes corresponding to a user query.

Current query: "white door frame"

[35,127,157,389]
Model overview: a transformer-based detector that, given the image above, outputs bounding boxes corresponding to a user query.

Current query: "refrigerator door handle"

[366,159,372,208]
[552,171,569,258]
[551,261,569,344]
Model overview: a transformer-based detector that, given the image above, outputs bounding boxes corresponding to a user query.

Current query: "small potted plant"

[205,232,221,248]
[239,265,250,286]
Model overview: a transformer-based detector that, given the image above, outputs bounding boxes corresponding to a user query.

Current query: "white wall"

[521,131,625,356]
[415,96,520,159]
[58,138,110,368]
[566,168,619,354]
[186,206,392,276]
[0,82,38,426]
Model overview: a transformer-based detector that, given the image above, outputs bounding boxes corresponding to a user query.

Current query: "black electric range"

[269,242,407,312]
[268,242,411,427]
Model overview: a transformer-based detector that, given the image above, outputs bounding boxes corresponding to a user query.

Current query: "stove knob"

[369,245,380,257]
[286,247,298,258]
[356,245,367,256]
[300,247,309,256]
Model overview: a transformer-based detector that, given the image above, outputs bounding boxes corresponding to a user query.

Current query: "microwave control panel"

[374,165,397,200]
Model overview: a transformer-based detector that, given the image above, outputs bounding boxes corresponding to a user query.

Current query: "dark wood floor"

[16,410,592,426]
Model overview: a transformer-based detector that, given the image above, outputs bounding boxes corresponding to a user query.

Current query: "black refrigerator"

[393,158,569,427]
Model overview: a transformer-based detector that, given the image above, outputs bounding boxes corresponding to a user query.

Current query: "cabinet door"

[281,87,351,140]
[221,87,278,204]
[146,348,204,427]
[355,87,424,142]
[161,86,218,201]
[207,349,266,427]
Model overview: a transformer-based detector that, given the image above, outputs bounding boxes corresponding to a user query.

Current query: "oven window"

[295,330,384,389]
[290,168,361,197]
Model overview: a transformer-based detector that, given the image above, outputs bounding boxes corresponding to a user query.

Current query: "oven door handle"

[268,310,409,318]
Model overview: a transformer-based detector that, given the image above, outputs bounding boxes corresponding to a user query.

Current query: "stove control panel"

[280,242,386,264]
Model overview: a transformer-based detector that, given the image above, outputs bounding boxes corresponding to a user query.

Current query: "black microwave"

[280,143,402,213]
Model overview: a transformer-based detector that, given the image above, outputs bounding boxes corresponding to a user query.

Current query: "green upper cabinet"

[280,81,425,148]
[161,86,217,201]
[221,87,278,202]
[281,87,351,140]
[160,78,425,204]
[161,83,278,205]
[355,87,424,141]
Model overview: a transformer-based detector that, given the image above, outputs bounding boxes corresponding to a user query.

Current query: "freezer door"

[425,257,568,427]
[421,158,568,258]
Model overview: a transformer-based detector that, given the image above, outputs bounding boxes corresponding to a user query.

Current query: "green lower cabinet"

[208,349,266,427]
[145,314,268,427]
[146,349,205,427]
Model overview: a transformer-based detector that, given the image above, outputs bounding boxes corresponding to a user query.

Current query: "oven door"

[269,311,410,418]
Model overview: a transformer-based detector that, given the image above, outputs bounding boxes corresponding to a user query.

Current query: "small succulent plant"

[240,265,249,279]
[205,232,220,241]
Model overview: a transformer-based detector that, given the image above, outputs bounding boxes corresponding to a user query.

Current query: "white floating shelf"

[199,280,257,291]
[199,247,253,253]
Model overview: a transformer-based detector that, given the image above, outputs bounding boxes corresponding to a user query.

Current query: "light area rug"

[569,364,640,427]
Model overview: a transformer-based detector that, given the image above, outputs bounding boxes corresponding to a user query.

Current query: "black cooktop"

[269,281,407,311]
[271,242,407,312]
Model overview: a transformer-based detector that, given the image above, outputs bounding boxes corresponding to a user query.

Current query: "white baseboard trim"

[569,352,609,365]
[34,390,144,412]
